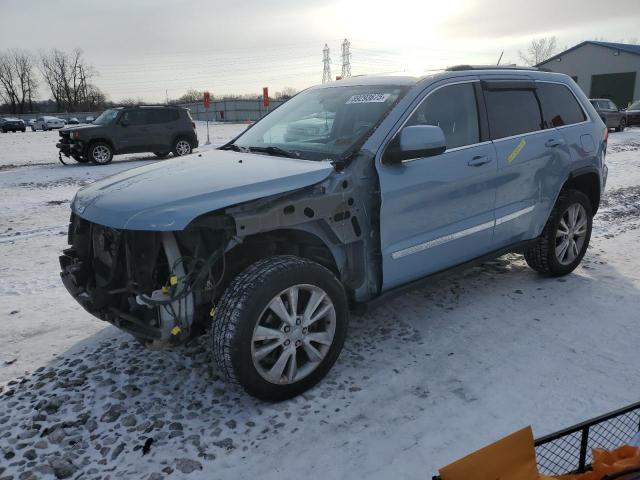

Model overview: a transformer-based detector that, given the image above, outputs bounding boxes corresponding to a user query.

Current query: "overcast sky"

[1,0,639,102]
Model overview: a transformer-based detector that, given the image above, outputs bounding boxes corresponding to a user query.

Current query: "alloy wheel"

[92,145,111,164]
[251,284,336,385]
[555,203,588,265]
[175,140,191,156]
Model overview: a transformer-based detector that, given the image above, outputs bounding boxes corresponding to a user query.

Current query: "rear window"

[536,82,586,127]
[485,89,543,140]
[150,109,179,123]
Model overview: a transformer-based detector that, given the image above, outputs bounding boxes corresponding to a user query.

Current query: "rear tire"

[89,142,113,165]
[211,255,348,401]
[616,118,626,132]
[524,190,592,276]
[172,138,192,156]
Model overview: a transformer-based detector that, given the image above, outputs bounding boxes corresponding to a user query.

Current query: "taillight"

[191,122,196,130]
[603,127,608,142]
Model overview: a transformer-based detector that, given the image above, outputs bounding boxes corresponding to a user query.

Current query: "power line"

[341,38,352,78]
[322,44,332,84]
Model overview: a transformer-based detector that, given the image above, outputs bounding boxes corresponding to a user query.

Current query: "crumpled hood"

[61,124,102,133]
[72,150,334,230]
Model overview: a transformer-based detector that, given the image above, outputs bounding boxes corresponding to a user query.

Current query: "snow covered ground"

[0,124,639,480]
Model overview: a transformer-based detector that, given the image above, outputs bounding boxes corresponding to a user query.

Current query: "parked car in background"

[57,105,198,164]
[31,116,65,131]
[0,117,26,132]
[284,112,335,142]
[27,119,36,128]
[626,100,640,127]
[85,116,95,123]
[67,117,80,125]
[589,98,626,131]
[61,67,607,400]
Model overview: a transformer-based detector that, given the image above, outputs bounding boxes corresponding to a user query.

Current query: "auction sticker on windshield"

[346,93,391,104]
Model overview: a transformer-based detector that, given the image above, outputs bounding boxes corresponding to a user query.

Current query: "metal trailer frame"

[432,401,640,480]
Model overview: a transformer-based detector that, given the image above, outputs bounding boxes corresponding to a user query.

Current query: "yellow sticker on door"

[507,138,526,163]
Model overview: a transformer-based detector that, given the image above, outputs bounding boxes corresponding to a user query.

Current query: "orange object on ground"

[552,445,640,479]
[439,427,545,480]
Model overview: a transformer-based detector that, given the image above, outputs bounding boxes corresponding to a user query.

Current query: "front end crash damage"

[60,214,233,348]
[61,152,380,348]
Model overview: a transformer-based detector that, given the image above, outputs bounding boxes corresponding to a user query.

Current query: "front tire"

[524,190,593,276]
[211,256,348,401]
[172,138,192,156]
[89,142,113,165]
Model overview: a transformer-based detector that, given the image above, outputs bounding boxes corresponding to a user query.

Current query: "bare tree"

[274,86,297,99]
[0,49,38,113]
[174,89,203,104]
[39,48,103,112]
[519,37,558,66]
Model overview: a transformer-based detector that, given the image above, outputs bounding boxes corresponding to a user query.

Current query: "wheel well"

[87,138,114,152]
[562,172,600,213]
[223,229,339,289]
[172,133,194,146]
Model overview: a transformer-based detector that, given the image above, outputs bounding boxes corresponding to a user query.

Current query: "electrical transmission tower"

[341,38,352,78]
[322,44,332,84]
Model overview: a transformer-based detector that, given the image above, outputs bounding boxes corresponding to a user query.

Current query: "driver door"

[116,109,152,153]
[376,80,498,290]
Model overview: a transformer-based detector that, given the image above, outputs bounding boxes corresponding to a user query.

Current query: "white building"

[537,41,640,108]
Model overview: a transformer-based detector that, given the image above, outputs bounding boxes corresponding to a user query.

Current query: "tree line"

[0,48,106,114]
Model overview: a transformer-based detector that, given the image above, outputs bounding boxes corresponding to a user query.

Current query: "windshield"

[93,109,119,125]
[231,84,408,161]
[630,101,640,110]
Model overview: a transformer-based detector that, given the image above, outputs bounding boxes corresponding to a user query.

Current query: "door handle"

[467,155,491,167]
[545,138,565,148]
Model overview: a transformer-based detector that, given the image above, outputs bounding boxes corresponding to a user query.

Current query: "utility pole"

[341,38,352,78]
[322,44,332,84]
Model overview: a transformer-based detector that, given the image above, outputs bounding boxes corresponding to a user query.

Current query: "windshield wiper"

[220,143,249,153]
[247,146,299,158]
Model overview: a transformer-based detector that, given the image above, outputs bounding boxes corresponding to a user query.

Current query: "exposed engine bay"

[59,214,232,348]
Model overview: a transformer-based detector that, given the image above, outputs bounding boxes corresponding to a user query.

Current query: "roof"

[446,64,542,71]
[538,41,640,66]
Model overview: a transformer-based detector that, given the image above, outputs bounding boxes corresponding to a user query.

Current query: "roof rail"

[446,65,542,72]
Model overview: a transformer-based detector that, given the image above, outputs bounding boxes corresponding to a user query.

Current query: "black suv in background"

[57,106,198,164]
[589,98,626,131]
[1,117,26,133]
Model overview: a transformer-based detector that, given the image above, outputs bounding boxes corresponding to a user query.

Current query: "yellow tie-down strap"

[507,138,527,163]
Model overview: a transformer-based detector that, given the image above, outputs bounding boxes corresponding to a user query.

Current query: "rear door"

[149,109,180,150]
[482,79,573,247]
[377,79,498,290]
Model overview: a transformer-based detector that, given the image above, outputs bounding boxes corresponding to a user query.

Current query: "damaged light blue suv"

[60,66,608,400]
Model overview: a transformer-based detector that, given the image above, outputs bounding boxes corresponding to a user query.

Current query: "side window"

[536,82,586,127]
[405,82,480,149]
[609,101,618,110]
[122,110,148,125]
[150,109,179,123]
[484,89,542,139]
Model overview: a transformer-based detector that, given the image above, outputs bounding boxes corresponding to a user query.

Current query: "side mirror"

[383,125,447,164]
